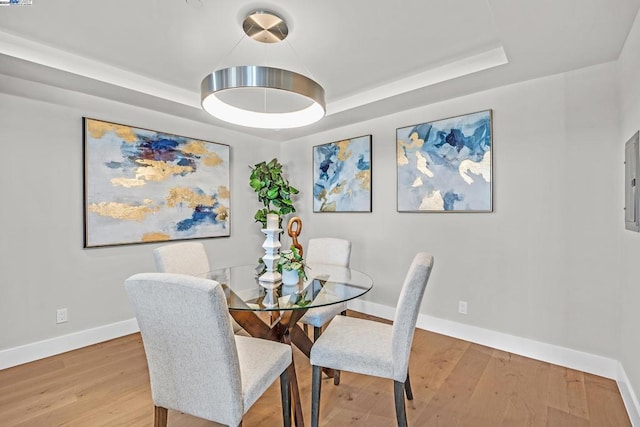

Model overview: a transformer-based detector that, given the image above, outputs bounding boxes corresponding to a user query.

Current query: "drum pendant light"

[201,10,326,129]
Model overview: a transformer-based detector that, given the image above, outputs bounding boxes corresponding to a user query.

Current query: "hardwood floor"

[0,311,631,426]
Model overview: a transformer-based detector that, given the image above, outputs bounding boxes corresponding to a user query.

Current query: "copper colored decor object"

[287,217,303,256]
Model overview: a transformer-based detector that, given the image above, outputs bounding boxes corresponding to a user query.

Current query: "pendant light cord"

[285,39,319,82]
[211,32,247,72]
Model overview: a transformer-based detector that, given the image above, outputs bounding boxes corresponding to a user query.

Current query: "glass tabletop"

[198,263,373,312]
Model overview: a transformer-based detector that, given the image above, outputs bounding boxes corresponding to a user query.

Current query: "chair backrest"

[153,242,210,276]
[391,252,434,382]
[306,238,352,267]
[124,273,244,426]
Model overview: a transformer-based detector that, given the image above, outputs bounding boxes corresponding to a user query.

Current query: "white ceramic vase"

[282,268,299,285]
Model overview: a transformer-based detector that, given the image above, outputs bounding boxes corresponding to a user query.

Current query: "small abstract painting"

[83,118,230,247]
[397,110,492,212]
[313,135,372,212]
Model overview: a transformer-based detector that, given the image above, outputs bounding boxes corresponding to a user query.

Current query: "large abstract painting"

[397,110,492,212]
[83,118,230,247]
[313,135,372,212]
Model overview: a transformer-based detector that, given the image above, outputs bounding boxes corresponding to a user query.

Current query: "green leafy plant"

[277,246,307,281]
[249,158,299,227]
[295,297,312,307]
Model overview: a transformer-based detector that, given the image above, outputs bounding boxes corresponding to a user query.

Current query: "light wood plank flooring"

[0,312,631,426]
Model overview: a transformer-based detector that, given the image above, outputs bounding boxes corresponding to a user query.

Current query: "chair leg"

[154,406,168,427]
[280,366,292,427]
[311,365,322,427]
[394,381,408,427]
[404,371,413,400]
[312,326,343,386]
[337,310,347,385]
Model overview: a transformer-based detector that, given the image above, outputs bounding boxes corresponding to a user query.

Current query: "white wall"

[282,62,622,359]
[0,76,274,350]
[619,7,640,410]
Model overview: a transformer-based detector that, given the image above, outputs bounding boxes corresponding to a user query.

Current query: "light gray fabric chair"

[125,272,292,427]
[153,241,211,276]
[153,242,243,334]
[298,237,352,341]
[299,238,351,386]
[310,252,434,427]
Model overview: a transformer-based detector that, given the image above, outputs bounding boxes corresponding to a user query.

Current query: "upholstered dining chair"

[125,272,293,427]
[152,241,210,277]
[298,238,352,340]
[298,237,351,386]
[153,242,243,334]
[310,252,434,427]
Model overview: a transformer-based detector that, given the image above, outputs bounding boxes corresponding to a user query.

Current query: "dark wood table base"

[230,309,336,427]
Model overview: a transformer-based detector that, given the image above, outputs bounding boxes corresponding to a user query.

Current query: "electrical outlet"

[458,300,468,315]
[56,308,68,324]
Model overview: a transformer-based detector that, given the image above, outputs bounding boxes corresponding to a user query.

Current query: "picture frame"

[313,134,372,212]
[396,110,493,212]
[83,118,230,248]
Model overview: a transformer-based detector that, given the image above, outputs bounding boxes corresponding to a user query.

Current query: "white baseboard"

[617,362,640,426]
[348,299,640,425]
[0,318,139,370]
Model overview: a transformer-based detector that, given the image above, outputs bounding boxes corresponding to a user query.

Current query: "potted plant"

[277,246,307,285]
[249,158,299,228]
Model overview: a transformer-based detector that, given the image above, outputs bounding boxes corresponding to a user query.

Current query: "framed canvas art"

[313,135,372,212]
[83,118,230,247]
[396,110,492,212]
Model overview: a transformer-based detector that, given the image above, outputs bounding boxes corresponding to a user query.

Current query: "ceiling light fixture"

[201,10,325,129]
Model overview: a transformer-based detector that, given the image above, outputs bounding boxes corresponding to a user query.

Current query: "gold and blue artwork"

[83,118,230,247]
[397,110,492,212]
[313,135,372,212]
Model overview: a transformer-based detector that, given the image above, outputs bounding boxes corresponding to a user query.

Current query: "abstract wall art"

[396,110,492,212]
[83,118,230,247]
[313,135,372,212]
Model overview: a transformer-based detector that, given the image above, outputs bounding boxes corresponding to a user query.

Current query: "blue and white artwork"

[397,110,492,212]
[83,118,230,247]
[313,135,372,212]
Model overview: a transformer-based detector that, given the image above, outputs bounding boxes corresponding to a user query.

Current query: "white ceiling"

[0,0,638,141]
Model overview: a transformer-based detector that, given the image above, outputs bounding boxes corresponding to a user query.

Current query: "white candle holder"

[259,228,282,289]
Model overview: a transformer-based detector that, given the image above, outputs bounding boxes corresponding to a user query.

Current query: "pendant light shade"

[201,65,325,129]
[200,10,326,129]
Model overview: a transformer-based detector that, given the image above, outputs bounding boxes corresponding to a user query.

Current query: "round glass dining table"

[197,263,373,427]
[199,262,373,312]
